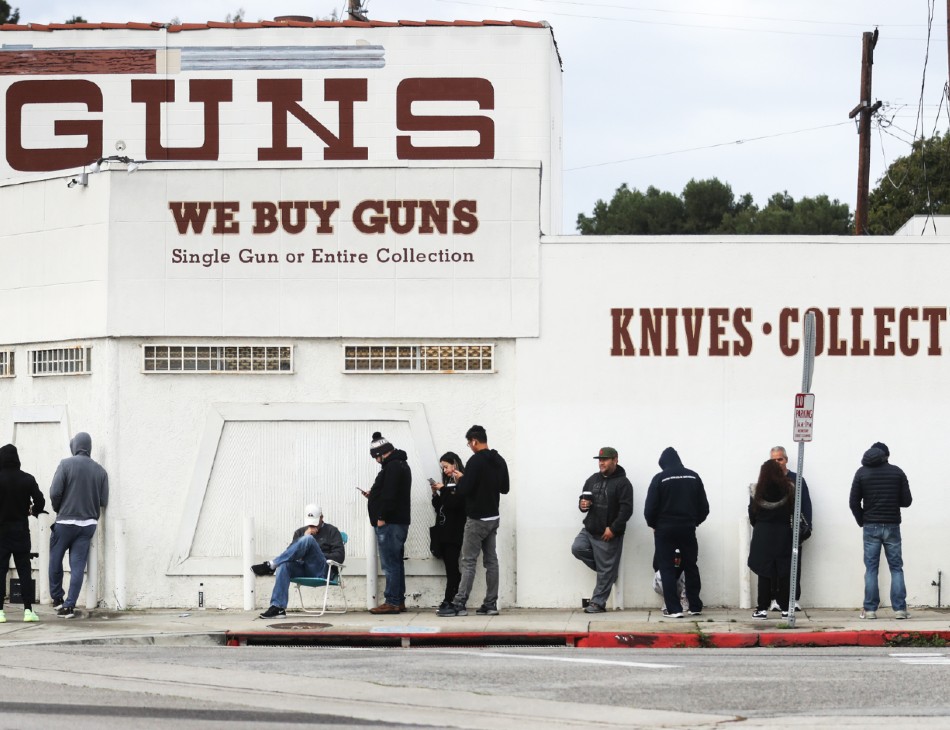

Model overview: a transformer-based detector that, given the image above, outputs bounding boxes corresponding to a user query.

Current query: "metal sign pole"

[787,312,815,628]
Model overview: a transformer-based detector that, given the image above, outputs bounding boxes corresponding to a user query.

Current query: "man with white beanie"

[252,503,345,619]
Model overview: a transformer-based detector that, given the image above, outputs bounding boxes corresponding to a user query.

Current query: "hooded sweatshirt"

[643,447,709,529]
[580,464,634,537]
[367,449,412,525]
[456,448,510,520]
[0,444,45,531]
[848,446,912,526]
[49,432,109,522]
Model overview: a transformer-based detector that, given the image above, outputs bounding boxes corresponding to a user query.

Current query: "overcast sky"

[13,1,949,231]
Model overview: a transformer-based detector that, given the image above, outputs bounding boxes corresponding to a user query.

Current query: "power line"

[564,122,852,172]
[434,0,945,41]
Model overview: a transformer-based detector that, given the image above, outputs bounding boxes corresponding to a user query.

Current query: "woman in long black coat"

[431,451,467,612]
[748,459,795,619]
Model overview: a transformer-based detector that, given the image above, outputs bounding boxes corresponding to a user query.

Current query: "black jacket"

[431,476,467,545]
[849,447,912,526]
[367,449,412,525]
[644,447,709,529]
[579,465,634,536]
[290,521,346,564]
[747,482,794,578]
[456,448,510,519]
[0,444,45,535]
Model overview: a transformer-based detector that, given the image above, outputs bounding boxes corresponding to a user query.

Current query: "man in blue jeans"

[252,504,345,619]
[362,432,412,614]
[849,441,913,620]
[49,432,109,618]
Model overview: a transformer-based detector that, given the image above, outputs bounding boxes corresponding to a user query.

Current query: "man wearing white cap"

[252,504,345,619]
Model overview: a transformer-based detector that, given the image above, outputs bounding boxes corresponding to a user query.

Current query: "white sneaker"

[768,600,781,612]
[860,609,877,620]
[894,610,910,620]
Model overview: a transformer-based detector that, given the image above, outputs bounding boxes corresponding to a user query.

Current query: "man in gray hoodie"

[49,432,109,618]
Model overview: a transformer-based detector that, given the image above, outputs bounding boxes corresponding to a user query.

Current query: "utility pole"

[849,29,882,235]
[346,0,368,21]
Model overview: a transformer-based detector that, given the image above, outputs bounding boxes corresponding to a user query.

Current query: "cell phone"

[427,477,436,486]
[356,487,367,495]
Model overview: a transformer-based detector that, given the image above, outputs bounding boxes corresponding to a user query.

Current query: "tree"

[578,179,852,235]
[576,183,685,235]
[65,15,87,23]
[867,132,950,234]
[0,1,20,24]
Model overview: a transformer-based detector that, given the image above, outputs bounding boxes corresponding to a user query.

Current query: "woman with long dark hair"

[431,451,467,612]
[748,459,795,619]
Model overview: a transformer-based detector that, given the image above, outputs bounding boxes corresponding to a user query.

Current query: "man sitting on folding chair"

[252,503,345,619]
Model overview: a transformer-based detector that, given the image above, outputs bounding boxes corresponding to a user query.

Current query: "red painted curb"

[579,632,701,648]
[223,628,950,649]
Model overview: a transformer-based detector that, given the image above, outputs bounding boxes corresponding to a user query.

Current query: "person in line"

[430,452,467,614]
[437,425,510,617]
[644,446,709,618]
[748,460,795,619]
[849,441,913,620]
[770,445,812,611]
[0,444,45,623]
[49,432,109,619]
[571,446,634,614]
[363,432,412,614]
[252,503,345,619]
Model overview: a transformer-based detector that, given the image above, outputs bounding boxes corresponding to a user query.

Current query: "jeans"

[863,523,906,611]
[0,523,34,610]
[376,523,408,606]
[453,517,499,608]
[571,528,624,607]
[49,522,97,609]
[269,534,329,609]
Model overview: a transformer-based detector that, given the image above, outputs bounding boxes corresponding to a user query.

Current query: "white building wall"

[516,235,950,609]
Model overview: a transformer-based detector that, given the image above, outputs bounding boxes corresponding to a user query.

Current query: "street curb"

[222,628,950,649]
[583,629,950,649]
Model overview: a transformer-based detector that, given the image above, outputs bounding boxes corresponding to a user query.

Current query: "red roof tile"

[0,19,548,32]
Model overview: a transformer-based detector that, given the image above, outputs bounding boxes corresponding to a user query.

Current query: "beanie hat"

[304,503,323,527]
[370,431,394,458]
[871,441,890,457]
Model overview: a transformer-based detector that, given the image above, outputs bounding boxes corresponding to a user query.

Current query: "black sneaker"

[476,603,499,616]
[51,599,64,610]
[437,603,466,617]
[259,605,286,619]
[752,609,768,619]
[251,562,275,576]
[57,606,75,618]
[584,602,606,614]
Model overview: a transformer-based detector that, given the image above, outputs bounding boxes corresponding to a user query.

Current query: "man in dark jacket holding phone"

[365,432,412,615]
[644,446,709,618]
[438,425,509,617]
[571,446,634,614]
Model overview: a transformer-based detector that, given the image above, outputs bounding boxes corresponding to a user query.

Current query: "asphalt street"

[1,643,949,729]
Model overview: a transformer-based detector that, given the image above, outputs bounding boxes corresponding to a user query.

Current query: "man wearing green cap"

[571,447,634,613]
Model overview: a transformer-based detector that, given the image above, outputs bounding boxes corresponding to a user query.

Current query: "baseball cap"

[594,447,618,459]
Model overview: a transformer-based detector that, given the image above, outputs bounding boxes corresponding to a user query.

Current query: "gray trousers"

[571,528,624,607]
[453,517,499,607]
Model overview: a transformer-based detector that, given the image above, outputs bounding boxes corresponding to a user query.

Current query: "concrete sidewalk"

[2,604,950,648]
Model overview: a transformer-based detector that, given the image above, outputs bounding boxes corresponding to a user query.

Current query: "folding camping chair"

[290,532,347,616]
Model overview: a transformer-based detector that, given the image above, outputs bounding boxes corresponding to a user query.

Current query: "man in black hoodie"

[364,432,411,614]
[437,425,509,617]
[644,447,709,618]
[849,441,912,620]
[0,443,45,623]
[571,447,634,613]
